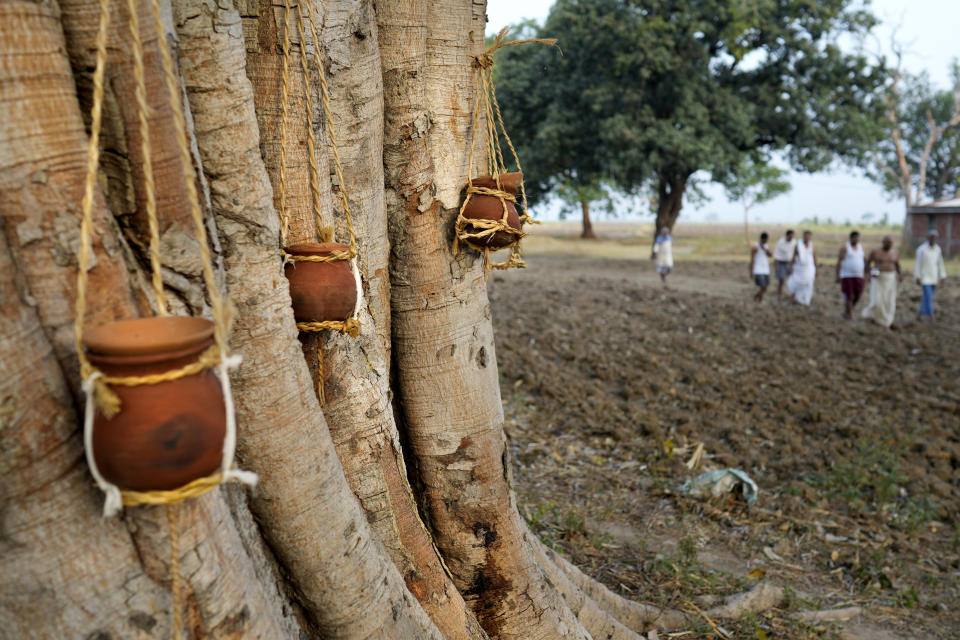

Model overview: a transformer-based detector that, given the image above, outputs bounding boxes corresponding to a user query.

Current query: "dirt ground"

[490,250,960,639]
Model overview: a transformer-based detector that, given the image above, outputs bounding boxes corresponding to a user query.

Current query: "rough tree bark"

[241,1,486,637]
[1,1,785,638]
[0,2,297,638]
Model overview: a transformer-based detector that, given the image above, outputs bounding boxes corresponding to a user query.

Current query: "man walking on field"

[750,232,772,302]
[652,226,674,287]
[860,235,902,329]
[787,230,817,305]
[836,230,866,319]
[772,229,797,301]
[915,230,948,321]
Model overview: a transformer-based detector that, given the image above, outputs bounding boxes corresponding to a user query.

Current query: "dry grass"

[522,221,929,268]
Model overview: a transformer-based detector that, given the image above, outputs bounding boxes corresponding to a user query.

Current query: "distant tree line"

[495,0,957,239]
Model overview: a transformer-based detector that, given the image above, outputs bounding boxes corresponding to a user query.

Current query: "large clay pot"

[83,316,226,491]
[284,242,358,322]
[461,172,523,248]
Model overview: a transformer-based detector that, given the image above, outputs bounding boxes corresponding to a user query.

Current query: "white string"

[348,258,362,320]
[82,372,124,517]
[216,355,258,486]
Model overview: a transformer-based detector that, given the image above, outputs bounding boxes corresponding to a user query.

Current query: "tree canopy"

[869,62,960,207]
[496,0,887,236]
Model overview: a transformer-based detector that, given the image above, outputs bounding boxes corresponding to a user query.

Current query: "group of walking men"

[750,228,948,327]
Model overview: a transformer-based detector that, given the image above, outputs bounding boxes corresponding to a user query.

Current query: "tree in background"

[497,0,886,240]
[1,0,788,637]
[722,156,792,244]
[870,58,960,209]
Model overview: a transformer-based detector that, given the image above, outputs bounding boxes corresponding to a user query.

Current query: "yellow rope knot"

[286,248,357,263]
[122,471,225,507]
[296,317,360,337]
[456,27,557,274]
[473,26,558,69]
[89,346,224,419]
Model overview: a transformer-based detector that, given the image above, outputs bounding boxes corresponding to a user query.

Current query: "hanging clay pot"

[284,242,358,322]
[83,316,226,491]
[461,172,523,248]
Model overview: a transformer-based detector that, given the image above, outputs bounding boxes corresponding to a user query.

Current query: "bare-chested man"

[860,236,902,329]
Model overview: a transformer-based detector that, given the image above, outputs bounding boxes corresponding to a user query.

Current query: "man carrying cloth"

[772,229,797,301]
[836,230,866,319]
[860,235,902,329]
[915,229,948,321]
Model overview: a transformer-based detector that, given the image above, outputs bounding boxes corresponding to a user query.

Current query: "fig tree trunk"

[0,1,779,638]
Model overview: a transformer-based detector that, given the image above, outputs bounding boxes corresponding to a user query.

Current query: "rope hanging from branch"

[277,0,362,405]
[453,27,557,274]
[74,0,257,635]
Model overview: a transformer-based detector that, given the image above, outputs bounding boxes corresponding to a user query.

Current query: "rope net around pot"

[277,0,362,406]
[453,27,557,274]
[75,0,256,636]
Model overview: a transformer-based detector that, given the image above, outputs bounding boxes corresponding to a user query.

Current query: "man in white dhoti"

[860,236,901,329]
[787,230,817,305]
[652,227,674,287]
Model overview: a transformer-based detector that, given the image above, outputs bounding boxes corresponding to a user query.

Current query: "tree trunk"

[580,199,595,238]
[0,2,297,638]
[242,1,486,636]
[653,172,688,245]
[0,1,784,637]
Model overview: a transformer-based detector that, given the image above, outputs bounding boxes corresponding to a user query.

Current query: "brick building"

[907,198,960,257]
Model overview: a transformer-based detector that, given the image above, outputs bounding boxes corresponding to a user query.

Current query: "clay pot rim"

[470,171,523,192]
[284,242,350,256]
[83,316,215,357]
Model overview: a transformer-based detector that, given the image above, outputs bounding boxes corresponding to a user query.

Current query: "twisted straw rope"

[303,3,357,259]
[452,27,554,273]
[296,318,360,335]
[73,0,111,384]
[91,346,223,418]
[127,472,224,508]
[291,0,326,242]
[75,0,235,418]
[73,3,242,639]
[126,0,167,315]
[275,0,362,405]
[148,0,233,353]
[278,0,293,244]
[167,504,182,640]
[276,0,358,264]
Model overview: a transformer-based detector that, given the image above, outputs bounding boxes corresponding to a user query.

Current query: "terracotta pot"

[284,242,358,322]
[83,316,226,491]
[462,172,523,248]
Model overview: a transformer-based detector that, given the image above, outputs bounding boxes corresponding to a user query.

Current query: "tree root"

[528,530,644,640]
[529,530,784,633]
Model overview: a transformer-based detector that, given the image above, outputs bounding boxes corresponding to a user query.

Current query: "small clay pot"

[284,242,358,322]
[461,172,523,248]
[83,316,226,491]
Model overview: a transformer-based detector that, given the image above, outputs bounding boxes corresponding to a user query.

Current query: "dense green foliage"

[495,0,887,234]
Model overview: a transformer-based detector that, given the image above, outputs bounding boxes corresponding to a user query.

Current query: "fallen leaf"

[747,568,766,580]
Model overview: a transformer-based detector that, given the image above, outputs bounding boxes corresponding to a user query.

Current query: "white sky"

[484,0,960,224]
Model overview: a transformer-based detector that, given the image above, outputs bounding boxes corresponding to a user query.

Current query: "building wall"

[908,212,959,258]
